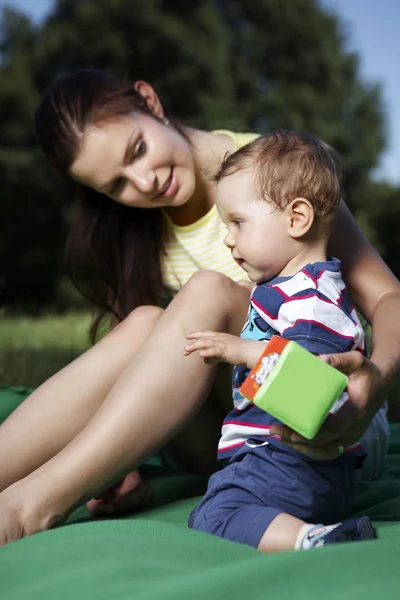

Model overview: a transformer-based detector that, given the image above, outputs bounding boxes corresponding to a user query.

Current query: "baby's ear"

[287,197,314,238]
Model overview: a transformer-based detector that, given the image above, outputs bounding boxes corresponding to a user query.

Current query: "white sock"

[295,522,341,550]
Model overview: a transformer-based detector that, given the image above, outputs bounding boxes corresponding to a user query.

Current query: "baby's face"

[216,169,295,283]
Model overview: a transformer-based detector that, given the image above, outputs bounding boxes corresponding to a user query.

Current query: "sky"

[320,0,400,184]
[0,0,399,184]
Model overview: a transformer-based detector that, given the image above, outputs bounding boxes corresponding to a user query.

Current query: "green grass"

[0,312,92,388]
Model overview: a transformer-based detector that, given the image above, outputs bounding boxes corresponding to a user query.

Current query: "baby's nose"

[223,231,235,248]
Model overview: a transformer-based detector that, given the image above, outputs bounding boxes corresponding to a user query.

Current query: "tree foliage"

[0,0,398,309]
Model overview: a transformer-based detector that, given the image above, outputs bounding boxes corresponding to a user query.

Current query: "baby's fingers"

[197,347,223,361]
[183,337,218,356]
[185,331,217,340]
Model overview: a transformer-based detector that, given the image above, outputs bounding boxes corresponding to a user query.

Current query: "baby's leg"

[190,444,376,553]
[188,458,284,549]
[258,513,376,552]
[257,513,304,552]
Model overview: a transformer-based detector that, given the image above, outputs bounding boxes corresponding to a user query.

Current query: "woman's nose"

[123,165,156,194]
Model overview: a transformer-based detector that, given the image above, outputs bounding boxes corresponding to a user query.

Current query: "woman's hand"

[269,351,389,459]
[86,470,153,516]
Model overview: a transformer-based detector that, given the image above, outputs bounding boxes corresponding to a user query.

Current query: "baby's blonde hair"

[215,130,342,218]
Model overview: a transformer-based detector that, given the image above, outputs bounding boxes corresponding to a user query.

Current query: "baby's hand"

[183,331,248,366]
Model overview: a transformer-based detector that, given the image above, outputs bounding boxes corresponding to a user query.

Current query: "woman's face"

[70,112,196,209]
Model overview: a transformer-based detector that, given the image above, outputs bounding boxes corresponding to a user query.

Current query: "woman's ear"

[287,198,314,238]
[134,81,164,119]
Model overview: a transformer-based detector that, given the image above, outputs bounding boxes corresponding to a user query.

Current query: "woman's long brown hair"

[35,69,178,342]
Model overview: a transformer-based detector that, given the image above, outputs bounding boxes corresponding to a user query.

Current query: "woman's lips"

[159,168,178,198]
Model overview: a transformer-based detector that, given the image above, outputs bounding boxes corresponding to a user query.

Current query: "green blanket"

[1,386,399,599]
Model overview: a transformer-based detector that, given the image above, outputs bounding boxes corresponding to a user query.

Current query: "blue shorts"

[189,441,358,548]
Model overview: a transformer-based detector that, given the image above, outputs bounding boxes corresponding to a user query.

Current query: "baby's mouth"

[234,258,245,267]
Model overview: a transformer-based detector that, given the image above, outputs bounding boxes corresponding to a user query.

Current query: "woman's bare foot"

[86,470,153,516]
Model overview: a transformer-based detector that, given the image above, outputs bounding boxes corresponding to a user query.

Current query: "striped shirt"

[218,258,366,460]
[161,131,259,293]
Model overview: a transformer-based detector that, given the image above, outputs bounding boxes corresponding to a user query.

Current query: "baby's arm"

[184,330,265,369]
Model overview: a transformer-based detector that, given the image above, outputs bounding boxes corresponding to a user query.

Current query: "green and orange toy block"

[240,336,348,439]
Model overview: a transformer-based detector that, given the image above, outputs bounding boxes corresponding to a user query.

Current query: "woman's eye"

[135,139,146,157]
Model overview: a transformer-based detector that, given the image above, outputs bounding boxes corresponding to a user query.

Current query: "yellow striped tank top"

[162,130,258,294]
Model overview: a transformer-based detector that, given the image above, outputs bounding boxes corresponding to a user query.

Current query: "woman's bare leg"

[165,362,233,476]
[86,377,229,516]
[0,271,250,544]
[0,305,164,493]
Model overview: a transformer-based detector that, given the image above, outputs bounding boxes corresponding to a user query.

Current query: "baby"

[183,131,376,552]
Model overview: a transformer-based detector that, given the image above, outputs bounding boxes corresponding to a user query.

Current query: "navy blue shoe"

[323,516,377,545]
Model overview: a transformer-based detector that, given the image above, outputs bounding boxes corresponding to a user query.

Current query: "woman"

[0,69,397,545]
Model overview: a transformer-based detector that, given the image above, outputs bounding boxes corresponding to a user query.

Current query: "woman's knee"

[186,270,234,294]
[126,305,164,328]
[183,270,250,332]
[113,305,164,336]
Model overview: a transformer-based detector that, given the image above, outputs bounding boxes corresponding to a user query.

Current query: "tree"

[0,8,69,309]
[0,0,395,310]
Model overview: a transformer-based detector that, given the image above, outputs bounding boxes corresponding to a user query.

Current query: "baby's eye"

[233,219,243,228]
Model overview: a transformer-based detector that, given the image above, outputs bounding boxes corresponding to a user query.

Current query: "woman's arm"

[270,201,400,456]
[329,200,400,390]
